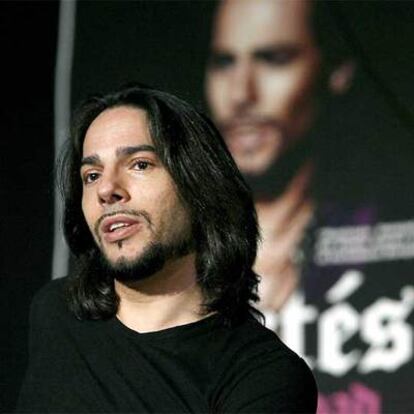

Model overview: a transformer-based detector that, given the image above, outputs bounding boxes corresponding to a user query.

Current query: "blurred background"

[2,1,413,412]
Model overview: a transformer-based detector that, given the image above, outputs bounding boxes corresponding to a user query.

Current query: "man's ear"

[328,60,356,95]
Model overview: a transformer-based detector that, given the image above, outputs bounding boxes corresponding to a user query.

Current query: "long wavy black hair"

[59,83,262,325]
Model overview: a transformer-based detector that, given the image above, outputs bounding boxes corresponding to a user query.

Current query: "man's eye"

[208,53,234,70]
[256,48,300,66]
[132,160,150,170]
[84,172,100,184]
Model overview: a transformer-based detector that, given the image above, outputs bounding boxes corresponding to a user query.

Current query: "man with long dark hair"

[17,84,317,413]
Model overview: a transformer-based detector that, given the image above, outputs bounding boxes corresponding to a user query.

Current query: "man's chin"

[234,155,270,174]
[96,236,194,284]
[99,244,166,283]
[104,252,144,271]
[240,139,314,199]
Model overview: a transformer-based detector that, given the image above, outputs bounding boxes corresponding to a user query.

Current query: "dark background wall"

[71,1,215,110]
[1,2,58,412]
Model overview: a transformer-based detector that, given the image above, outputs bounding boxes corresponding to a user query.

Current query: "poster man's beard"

[243,137,315,199]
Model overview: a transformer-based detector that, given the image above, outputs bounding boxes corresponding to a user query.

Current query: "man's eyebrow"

[252,43,302,55]
[116,145,156,158]
[81,154,101,167]
[210,47,232,54]
[80,145,157,167]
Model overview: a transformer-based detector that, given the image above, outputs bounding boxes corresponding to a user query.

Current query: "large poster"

[63,0,414,413]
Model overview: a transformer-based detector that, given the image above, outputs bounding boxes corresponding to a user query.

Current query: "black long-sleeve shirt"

[17,278,317,413]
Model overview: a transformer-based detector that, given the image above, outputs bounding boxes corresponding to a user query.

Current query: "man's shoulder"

[30,276,68,317]
[234,318,316,391]
[33,275,67,301]
[229,316,293,353]
[212,317,318,412]
[217,316,309,372]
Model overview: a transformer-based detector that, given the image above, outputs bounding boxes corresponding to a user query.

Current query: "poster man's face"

[205,0,322,176]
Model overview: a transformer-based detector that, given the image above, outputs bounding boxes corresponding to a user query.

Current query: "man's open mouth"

[100,216,142,243]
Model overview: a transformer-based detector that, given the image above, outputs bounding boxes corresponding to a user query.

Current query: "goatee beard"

[95,237,194,283]
[243,137,315,200]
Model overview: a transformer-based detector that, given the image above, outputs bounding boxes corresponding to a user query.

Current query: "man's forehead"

[82,106,153,156]
[212,0,315,50]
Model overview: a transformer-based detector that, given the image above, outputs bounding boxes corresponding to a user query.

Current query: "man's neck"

[114,253,205,333]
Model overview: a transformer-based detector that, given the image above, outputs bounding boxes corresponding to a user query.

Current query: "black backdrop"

[1,2,58,412]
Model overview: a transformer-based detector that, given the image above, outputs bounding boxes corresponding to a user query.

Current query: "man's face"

[205,0,322,176]
[80,106,192,277]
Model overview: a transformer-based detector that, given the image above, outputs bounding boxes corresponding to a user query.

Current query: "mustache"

[94,209,152,240]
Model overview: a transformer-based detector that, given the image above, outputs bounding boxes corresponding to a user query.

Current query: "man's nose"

[97,172,129,206]
[229,60,257,110]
